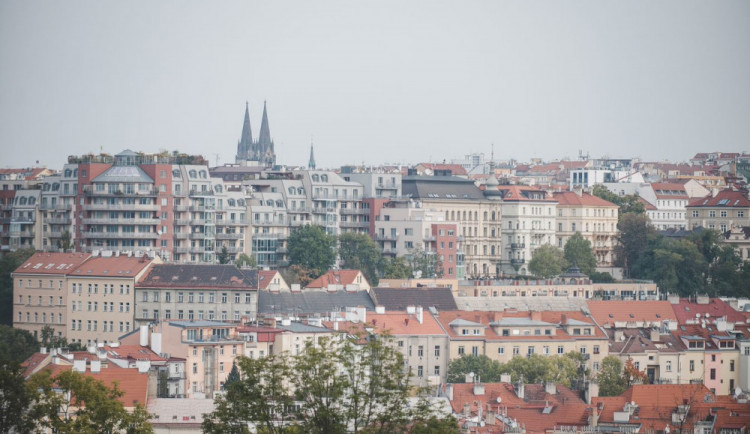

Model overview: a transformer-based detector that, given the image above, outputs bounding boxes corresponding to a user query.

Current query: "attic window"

[608,314,613,318]
[192,276,198,280]
[629,314,634,318]
[656,313,661,318]
[211,276,217,280]
[172,276,179,280]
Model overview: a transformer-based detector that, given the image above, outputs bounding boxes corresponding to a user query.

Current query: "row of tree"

[527,233,612,281]
[203,334,458,434]
[284,226,441,286]
[447,354,649,398]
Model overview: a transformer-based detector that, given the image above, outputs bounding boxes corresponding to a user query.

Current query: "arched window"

[321,174,328,182]
[189,170,197,179]
[266,200,273,207]
[275,200,283,208]
[312,174,320,182]
[237,199,245,207]
[199,171,207,179]
[228,199,236,207]
[288,187,295,195]
[52,183,60,191]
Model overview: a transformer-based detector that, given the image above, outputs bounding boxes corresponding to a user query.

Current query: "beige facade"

[553,191,619,267]
[67,255,157,346]
[13,252,91,340]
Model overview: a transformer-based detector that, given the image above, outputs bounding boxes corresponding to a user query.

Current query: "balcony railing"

[44,217,72,225]
[510,258,525,265]
[81,231,159,239]
[215,233,242,240]
[339,208,368,215]
[82,217,160,225]
[511,243,525,249]
[83,204,159,211]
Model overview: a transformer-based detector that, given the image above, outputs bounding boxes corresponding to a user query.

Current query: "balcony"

[44,230,63,238]
[340,208,368,215]
[82,203,159,212]
[373,233,397,241]
[215,233,242,240]
[223,219,248,226]
[311,207,337,214]
[510,258,525,265]
[174,205,189,212]
[189,189,214,197]
[287,208,309,214]
[252,233,288,240]
[12,216,36,223]
[174,233,190,239]
[44,217,72,225]
[340,221,369,228]
[81,231,158,239]
[511,243,525,249]
[189,233,207,240]
[82,217,160,225]
[174,219,191,225]
[174,246,190,254]
[9,230,35,237]
[83,187,158,197]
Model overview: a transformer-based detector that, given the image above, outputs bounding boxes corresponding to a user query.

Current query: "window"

[434,345,440,357]
[458,346,465,355]
[690,360,695,372]
[222,293,227,303]
[472,346,479,356]
[434,365,440,376]
[710,368,716,380]
[527,346,534,355]
[417,366,423,377]
[730,360,735,372]
[580,347,586,354]
[593,345,600,355]
[666,360,672,372]
[513,346,520,355]
[543,346,550,355]
[558,346,564,354]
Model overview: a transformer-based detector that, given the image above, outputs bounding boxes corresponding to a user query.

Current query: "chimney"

[473,382,485,396]
[445,383,454,401]
[545,381,557,395]
[90,360,101,373]
[463,403,471,417]
[486,405,495,426]
[333,320,339,331]
[531,311,542,322]
[416,306,424,324]
[614,329,624,341]
[650,328,660,342]
[500,373,512,383]
[586,381,600,404]
[560,314,568,325]
[375,305,385,314]
[151,332,162,355]
[590,404,599,427]
[40,347,47,354]
[493,311,503,322]
[516,381,525,399]
[404,318,409,327]
[73,359,86,373]
[139,325,149,347]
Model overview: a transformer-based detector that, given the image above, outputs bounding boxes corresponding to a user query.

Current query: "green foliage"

[381,256,412,279]
[633,237,707,296]
[338,232,382,286]
[0,362,36,433]
[597,356,626,397]
[563,233,597,276]
[528,244,567,278]
[225,361,240,389]
[28,369,153,433]
[0,248,35,325]
[235,253,257,269]
[447,355,504,383]
[408,248,443,278]
[218,245,231,264]
[0,325,39,364]
[589,271,614,283]
[287,225,336,277]
[591,185,646,217]
[615,213,657,277]
[203,335,457,434]
[58,230,73,252]
[447,353,585,389]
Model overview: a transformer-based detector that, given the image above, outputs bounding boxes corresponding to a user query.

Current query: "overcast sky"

[1,1,749,170]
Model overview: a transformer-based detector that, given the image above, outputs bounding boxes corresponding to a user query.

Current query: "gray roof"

[565,318,592,326]
[168,320,234,328]
[455,296,590,313]
[138,264,258,289]
[449,318,486,328]
[92,165,154,183]
[276,322,332,333]
[258,290,375,315]
[371,287,458,311]
[402,176,485,201]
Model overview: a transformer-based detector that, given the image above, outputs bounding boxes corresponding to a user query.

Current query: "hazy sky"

[1,1,749,170]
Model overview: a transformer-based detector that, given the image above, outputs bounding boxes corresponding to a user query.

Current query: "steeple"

[308,141,316,169]
[258,101,271,150]
[236,102,253,162]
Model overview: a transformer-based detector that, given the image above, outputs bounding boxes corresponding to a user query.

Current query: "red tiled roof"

[671,298,748,325]
[651,182,689,199]
[587,301,677,327]
[36,363,149,408]
[21,352,52,378]
[638,196,657,210]
[494,185,556,202]
[69,256,155,278]
[417,163,468,176]
[104,345,166,363]
[687,189,750,208]
[365,311,445,336]
[236,325,283,342]
[257,270,283,289]
[306,270,367,289]
[14,252,91,275]
[553,191,618,207]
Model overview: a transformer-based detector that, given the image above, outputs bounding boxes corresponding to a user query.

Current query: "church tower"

[308,142,316,169]
[235,101,276,168]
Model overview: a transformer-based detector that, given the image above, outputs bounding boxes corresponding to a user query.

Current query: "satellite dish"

[735,387,742,396]
[496,397,502,403]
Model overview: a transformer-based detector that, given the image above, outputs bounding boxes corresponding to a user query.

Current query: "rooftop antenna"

[213,153,220,167]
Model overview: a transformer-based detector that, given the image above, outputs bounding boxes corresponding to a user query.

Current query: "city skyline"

[1,1,749,169]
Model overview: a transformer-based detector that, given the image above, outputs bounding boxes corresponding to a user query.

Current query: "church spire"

[236,102,253,162]
[308,141,316,169]
[258,101,271,149]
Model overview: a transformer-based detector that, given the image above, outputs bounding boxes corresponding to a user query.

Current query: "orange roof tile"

[69,256,155,278]
[587,300,677,327]
[306,270,367,289]
[257,270,283,289]
[14,252,91,275]
[688,188,750,208]
[104,345,167,363]
[36,363,149,408]
[671,298,748,325]
[553,191,618,207]
[366,311,445,335]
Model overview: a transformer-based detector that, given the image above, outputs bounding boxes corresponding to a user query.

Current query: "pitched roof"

[671,298,748,325]
[687,188,750,208]
[371,287,458,311]
[587,300,677,327]
[14,252,91,275]
[553,191,618,207]
[36,363,149,408]
[402,176,486,201]
[306,270,368,289]
[138,264,258,289]
[69,256,154,278]
[257,270,285,289]
[365,311,446,335]
[494,185,555,202]
[257,289,375,315]
[103,345,167,363]
[651,182,689,199]
[148,398,216,427]
[416,163,468,176]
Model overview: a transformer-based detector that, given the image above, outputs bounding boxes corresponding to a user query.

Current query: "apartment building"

[686,187,750,232]
[340,170,402,199]
[435,310,609,373]
[494,185,556,275]
[402,175,502,278]
[553,190,618,267]
[374,203,463,278]
[9,189,42,251]
[67,254,158,346]
[294,169,368,236]
[135,264,259,325]
[247,190,290,268]
[12,252,91,340]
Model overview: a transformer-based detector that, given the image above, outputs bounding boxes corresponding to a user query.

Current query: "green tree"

[528,244,567,278]
[563,233,597,276]
[408,248,443,278]
[0,325,39,364]
[447,355,503,383]
[217,245,231,264]
[381,256,412,279]
[0,362,37,433]
[40,325,70,349]
[0,248,35,325]
[597,356,626,397]
[633,237,707,296]
[591,185,646,218]
[235,253,257,269]
[615,213,657,277]
[28,369,153,433]
[58,230,73,252]
[338,232,383,286]
[287,225,336,277]
[203,334,457,434]
[224,361,240,389]
[622,357,649,387]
